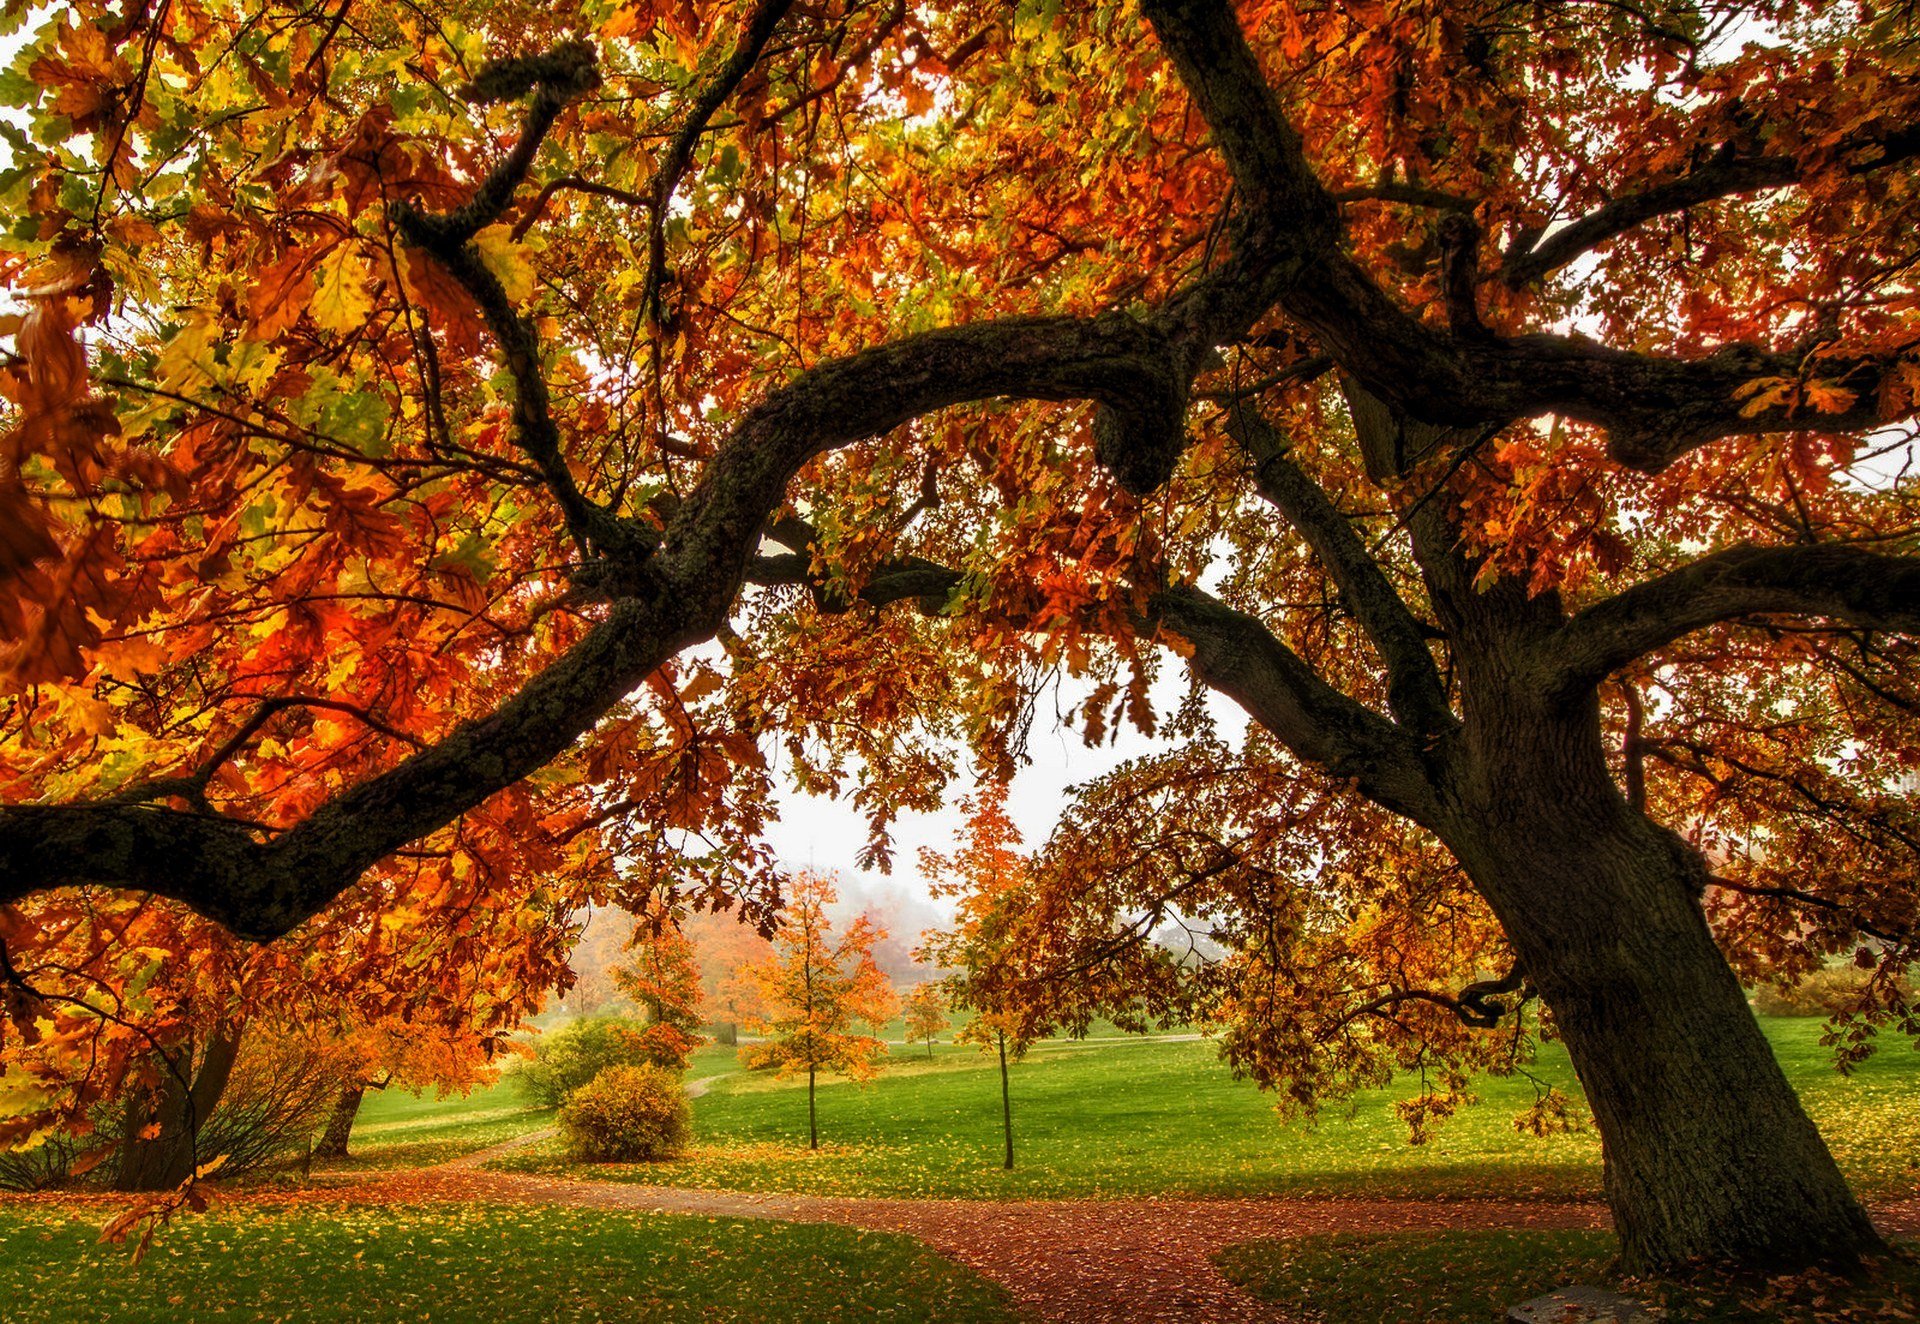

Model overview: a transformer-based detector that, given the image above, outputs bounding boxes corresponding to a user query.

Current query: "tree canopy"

[3,0,1920,1275]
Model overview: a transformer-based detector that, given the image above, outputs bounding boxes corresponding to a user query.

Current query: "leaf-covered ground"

[490,1018,1920,1201]
[1214,1229,1920,1323]
[0,1202,1020,1323]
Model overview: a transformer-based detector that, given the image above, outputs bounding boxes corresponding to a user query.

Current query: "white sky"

[758,662,1250,916]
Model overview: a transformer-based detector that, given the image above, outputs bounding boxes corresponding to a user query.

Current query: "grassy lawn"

[0,1203,1020,1323]
[323,1074,555,1172]
[491,1018,1920,1201]
[1214,1229,1920,1323]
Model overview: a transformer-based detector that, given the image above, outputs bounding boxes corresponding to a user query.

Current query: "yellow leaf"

[310,243,373,333]
[473,225,537,303]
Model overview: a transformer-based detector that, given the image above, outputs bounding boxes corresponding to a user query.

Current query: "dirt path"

[348,1130,1905,1323]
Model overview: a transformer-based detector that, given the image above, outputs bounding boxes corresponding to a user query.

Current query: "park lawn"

[323,1074,555,1171]
[493,1018,1920,1202]
[0,1202,1020,1323]
[1213,1229,1920,1323]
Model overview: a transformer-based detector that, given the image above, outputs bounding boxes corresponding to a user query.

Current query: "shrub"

[520,1016,702,1106]
[557,1065,690,1163]
[1752,964,1911,1018]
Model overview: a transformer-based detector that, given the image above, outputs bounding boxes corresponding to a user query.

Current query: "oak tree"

[2,0,1919,1274]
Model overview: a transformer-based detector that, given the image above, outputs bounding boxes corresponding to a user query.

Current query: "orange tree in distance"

[740,871,897,1150]
[922,787,1057,1172]
[610,902,707,1070]
[685,909,774,1048]
[312,1014,501,1160]
[2,0,1920,1273]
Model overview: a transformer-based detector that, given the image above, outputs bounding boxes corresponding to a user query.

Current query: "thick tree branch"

[746,550,962,614]
[1543,543,1920,695]
[0,313,1222,936]
[1503,121,1920,288]
[1141,0,1914,473]
[1220,401,1454,736]
[1152,584,1445,829]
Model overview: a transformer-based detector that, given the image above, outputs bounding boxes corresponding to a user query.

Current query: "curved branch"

[392,44,637,560]
[1503,117,1920,288]
[1542,543,1920,695]
[0,313,1219,937]
[642,0,797,329]
[1141,0,1913,473]
[1151,584,1446,830]
[1502,151,1800,288]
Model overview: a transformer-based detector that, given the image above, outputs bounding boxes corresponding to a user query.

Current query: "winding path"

[321,1130,1915,1323]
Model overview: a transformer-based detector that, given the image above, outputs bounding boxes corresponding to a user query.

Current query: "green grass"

[0,1203,1020,1323]
[492,1018,1920,1202]
[324,1074,555,1171]
[1214,1229,1920,1323]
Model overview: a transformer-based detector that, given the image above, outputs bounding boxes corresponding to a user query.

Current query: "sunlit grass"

[492,1018,1920,1202]
[0,1203,1019,1323]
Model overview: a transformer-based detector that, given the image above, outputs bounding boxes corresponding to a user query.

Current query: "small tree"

[612,908,705,1036]
[903,984,949,1060]
[923,787,1056,1170]
[740,871,899,1149]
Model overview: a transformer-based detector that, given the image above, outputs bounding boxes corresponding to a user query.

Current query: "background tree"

[740,871,899,1150]
[685,910,775,1048]
[611,903,706,1069]
[2,0,1920,1276]
[313,1017,499,1160]
[923,789,1058,1171]
[902,984,949,1060]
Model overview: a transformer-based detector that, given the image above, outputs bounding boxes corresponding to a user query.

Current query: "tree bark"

[1445,693,1881,1272]
[807,1062,818,1150]
[115,1022,245,1192]
[312,1083,367,1159]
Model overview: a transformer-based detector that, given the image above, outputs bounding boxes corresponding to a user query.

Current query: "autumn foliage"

[2,0,1920,1277]
[557,1063,691,1163]
[740,871,897,1148]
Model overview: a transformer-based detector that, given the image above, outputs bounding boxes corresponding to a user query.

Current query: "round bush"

[558,1064,691,1163]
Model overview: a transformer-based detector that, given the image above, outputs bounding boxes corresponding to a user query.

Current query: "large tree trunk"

[115,1022,245,1192]
[313,1083,367,1159]
[1449,692,1881,1272]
